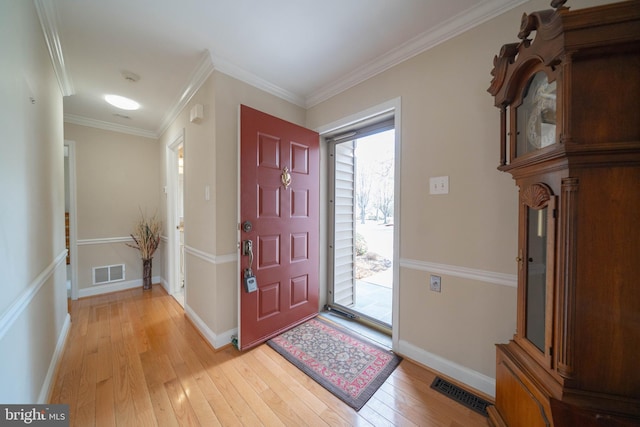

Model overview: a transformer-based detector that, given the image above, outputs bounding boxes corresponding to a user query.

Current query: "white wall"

[0,0,70,403]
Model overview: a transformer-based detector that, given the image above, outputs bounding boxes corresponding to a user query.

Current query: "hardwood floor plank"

[51,287,494,426]
[74,351,98,427]
[229,354,270,394]
[366,392,418,426]
[377,382,449,426]
[172,361,223,427]
[358,404,396,427]
[257,346,330,415]
[201,356,264,426]
[258,388,309,426]
[258,345,372,427]
[112,364,138,427]
[164,378,201,426]
[95,378,116,427]
[146,384,179,427]
[219,356,285,427]
[248,348,329,426]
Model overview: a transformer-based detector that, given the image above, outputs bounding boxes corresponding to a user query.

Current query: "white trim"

[157,51,215,138]
[38,313,71,403]
[305,0,528,107]
[64,114,157,139]
[77,236,131,246]
[215,253,238,265]
[316,99,399,136]
[34,0,74,96]
[159,276,170,295]
[77,276,162,298]
[212,55,305,107]
[391,99,402,351]
[184,245,237,265]
[166,130,185,297]
[184,303,237,349]
[0,250,67,340]
[398,339,496,398]
[400,258,517,288]
[318,98,402,350]
[65,140,79,300]
[184,245,216,264]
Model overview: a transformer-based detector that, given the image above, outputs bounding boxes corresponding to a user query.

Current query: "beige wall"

[0,0,69,402]
[159,73,218,335]
[64,123,162,292]
[305,0,617,393]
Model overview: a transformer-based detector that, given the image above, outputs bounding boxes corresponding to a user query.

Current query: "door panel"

[239,105,319,350]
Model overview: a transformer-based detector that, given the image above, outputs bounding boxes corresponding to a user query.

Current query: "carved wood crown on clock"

[521,183,552,209]
[487,1,567,102]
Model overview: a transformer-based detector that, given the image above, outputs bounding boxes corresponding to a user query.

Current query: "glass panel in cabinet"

[516,72,557,157]
[525,206,547,352]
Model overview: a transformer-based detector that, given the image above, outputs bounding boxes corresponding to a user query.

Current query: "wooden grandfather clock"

[487,1,640,426]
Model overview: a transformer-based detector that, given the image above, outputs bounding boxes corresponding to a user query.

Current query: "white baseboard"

[39,313,71,403]
[78,275,163,298]
[159,276,170,294]
[184,303,237,350]
[398,339,495,398]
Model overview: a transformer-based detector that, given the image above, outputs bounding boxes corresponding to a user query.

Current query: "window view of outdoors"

[352,129,394,325]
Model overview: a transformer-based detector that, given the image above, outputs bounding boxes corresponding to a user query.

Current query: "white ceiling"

[39,0,528,138]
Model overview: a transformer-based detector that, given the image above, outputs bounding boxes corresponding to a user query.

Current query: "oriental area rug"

[267,316,402,411]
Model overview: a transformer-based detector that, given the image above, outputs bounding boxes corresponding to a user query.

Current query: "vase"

[142,258,152,290]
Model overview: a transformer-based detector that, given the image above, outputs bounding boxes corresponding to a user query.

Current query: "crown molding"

[156,50,215,138]
[64,114,158,139]
[211,54,306,108]
[34,0,74,96]
[305,0,529,108]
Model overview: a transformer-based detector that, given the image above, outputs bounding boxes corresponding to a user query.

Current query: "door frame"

[166,129,185,299]
[316,97,402,350]
[64,140,79,300]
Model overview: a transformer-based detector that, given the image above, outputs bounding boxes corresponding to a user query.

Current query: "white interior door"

[167,131,185,303]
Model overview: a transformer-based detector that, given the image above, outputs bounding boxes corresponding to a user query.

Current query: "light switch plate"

[429,176,449,194]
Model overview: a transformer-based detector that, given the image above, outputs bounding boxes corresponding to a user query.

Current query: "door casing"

[167,130,185,300]
[316,97,402,350]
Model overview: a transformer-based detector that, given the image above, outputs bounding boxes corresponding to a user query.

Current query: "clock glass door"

[525,205,547,352]
[516,71,557,157]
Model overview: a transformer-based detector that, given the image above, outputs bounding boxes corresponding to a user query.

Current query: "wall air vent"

[93,264,125,285]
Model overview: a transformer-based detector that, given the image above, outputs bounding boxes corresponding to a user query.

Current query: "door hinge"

[549,346,553,357]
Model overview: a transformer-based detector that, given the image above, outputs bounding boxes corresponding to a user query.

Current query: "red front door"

[239,105,320,350]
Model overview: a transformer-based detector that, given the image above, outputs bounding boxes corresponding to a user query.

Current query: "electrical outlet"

[430,275,441,292]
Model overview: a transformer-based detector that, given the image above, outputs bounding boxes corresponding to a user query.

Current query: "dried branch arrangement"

[127,212,161,260]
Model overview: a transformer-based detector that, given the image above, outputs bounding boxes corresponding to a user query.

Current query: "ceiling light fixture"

[105,94,140,110]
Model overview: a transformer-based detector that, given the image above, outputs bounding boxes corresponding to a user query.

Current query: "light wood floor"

[50,286,490,426]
